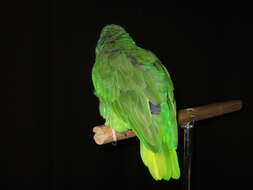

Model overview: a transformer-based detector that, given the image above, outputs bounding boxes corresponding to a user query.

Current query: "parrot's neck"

[96,32,136,55]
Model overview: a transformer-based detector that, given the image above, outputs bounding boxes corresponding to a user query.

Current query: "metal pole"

[181,121,194,190]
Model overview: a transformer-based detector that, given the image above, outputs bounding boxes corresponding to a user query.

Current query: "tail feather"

[140,142,180,180]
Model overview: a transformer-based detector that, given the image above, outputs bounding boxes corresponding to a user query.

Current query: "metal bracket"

[181,120,195,190]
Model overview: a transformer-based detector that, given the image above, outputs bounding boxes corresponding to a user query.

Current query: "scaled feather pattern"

[92,24,180,180]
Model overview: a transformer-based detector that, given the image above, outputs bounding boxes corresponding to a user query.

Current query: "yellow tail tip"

[140,143,180,181]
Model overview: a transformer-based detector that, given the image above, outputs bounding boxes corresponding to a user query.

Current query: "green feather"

[92,24,180,180]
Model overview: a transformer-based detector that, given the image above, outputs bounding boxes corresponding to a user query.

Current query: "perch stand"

[92,100,242,190]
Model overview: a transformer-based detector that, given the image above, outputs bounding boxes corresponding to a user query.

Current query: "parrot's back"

[92,24,180,180]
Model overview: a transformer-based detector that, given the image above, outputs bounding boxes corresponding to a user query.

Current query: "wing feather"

[93,49,177,151]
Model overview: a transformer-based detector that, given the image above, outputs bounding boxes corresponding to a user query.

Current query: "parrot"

[92,24,180,181]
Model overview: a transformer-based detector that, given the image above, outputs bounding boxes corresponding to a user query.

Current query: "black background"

[3,1,253,190]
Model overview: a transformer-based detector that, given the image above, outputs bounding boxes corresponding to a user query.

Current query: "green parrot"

[92,24,180,181]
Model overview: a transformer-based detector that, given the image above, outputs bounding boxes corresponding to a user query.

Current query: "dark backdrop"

[4,2,253,190]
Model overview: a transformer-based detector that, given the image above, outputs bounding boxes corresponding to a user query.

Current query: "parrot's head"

[96,24,135,54]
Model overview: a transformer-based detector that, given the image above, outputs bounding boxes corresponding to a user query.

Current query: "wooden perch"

[93,100,242,145]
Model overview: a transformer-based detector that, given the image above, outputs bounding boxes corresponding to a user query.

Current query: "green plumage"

[92,24,180,180]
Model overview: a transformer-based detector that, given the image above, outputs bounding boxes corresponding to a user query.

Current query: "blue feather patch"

[149,101,161,115]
